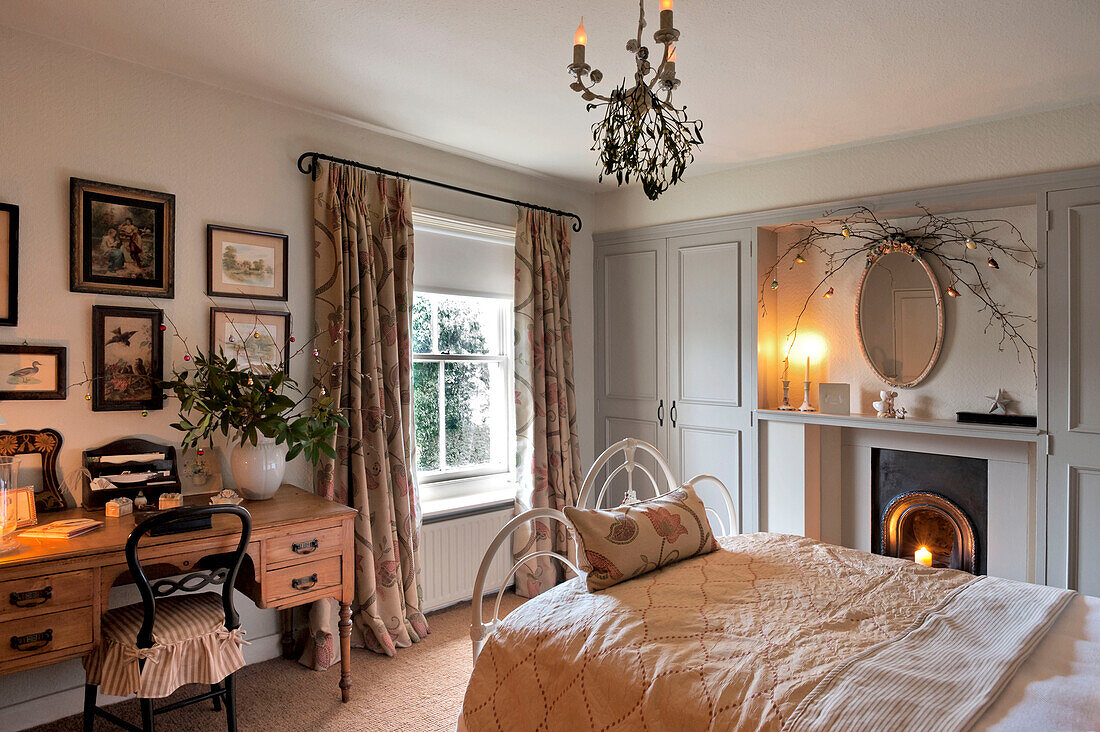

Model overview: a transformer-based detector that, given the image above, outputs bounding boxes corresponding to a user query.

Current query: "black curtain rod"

[296,152,583,232]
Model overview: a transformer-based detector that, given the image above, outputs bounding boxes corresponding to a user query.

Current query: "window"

[412,292,512,494]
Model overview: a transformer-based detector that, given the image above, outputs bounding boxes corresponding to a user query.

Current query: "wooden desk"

[0,486,357,701]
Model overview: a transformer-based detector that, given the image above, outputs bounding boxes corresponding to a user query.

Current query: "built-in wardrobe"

[593,166,1100,596]
[594,227,757,531]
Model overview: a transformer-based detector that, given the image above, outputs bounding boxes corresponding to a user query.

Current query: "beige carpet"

[31,593,524,732]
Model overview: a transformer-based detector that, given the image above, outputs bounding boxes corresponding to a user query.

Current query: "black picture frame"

[207,224,289,302]
[70,178,175,298]
[92,305,164,412]
[0,202,17,326]
[0,345,66,400]
[0,428,67,512]
[210,307,291,373]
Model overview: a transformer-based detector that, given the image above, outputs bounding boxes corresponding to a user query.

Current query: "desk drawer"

[264,556,341,604]
[0,607,93,665]
[266,526,344,566]
[1,570,94,620]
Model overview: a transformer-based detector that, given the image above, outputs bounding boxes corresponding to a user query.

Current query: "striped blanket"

[463,533,1073,731]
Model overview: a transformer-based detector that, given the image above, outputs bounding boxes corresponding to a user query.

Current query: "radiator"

[421,508,514,612]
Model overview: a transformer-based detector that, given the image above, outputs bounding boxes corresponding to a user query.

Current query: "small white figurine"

[133,491,148,509]
[873,390,899,418]
[986,388,1013,415]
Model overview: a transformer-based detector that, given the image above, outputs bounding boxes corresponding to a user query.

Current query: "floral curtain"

[512,209,582,598]
[310,160,429,656]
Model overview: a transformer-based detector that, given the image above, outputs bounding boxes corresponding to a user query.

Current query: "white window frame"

[413,289,514,487]
[409,209,516,507]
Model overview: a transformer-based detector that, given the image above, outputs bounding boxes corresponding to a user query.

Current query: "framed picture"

[0,428,66,512]
[210,307,290,373]
[207,225,288,301]
[3,486,38,528]
[0,345,66,400]
[92,305,163,412]
[0,203,17,325]
[70,178,175,298]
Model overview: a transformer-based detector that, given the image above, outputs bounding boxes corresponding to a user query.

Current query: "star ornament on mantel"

[986,388,1014,415]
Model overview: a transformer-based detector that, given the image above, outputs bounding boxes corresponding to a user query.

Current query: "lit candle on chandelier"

[573,18,587,66]
[660,0,674,32]
[665,44,677,76]
[915,546,933,567]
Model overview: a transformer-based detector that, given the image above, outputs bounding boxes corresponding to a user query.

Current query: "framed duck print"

[207,225,288,301]
[0,345,66,400]
[0,202,17,326]
[210,307,290,373]
[71,178,175,298]
[92,305,163,412]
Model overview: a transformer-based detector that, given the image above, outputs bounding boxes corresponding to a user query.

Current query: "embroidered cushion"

[83,591,247,698]
[564,484,719,591]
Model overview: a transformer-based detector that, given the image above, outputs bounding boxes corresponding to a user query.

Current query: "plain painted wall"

[0,27,594,729]
[594,101,1100,234]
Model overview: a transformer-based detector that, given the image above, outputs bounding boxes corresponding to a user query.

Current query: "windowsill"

[420,474,514,524]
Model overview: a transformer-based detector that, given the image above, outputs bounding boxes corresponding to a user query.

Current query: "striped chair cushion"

[83,592,247,699]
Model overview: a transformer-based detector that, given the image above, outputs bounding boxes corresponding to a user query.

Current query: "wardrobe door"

[1045,185,1100,596]
[666,229,754,533]
[594,238,669,504]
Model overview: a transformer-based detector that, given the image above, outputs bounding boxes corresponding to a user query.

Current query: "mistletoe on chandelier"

[760,205,1039,374]
[568,0,703,200]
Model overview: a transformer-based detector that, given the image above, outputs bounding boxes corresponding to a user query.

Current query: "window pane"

[412,294,433,354]
[412,361,440,471]
[437,295,501,355]
[443,361,493,469]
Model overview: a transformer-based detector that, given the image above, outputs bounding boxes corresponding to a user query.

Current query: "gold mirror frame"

[855,253,945,389]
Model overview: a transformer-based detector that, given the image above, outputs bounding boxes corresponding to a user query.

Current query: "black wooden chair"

[82,505,252,732]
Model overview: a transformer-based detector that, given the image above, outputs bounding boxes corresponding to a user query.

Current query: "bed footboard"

[469,507,581,660]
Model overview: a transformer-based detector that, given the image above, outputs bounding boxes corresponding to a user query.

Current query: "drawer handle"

[10,587,53,608]
[10,629,53,652]
[291,573,318,591]
[292,539,319,555]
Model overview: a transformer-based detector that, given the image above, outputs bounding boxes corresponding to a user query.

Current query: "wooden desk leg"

[280,609,295,660]
[338,602,352,702]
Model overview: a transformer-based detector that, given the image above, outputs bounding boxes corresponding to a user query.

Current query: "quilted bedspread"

[462,532,977,731]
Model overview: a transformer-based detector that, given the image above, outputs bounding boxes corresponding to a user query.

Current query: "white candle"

[915,547,932,567]
[573,19,587,66]
[665,44,676,76]
[805,356,810,381]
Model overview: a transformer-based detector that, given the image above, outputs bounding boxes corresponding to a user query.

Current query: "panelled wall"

[594,167,1100,596]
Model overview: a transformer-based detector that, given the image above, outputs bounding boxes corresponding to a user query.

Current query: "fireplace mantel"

[758,409,1038,584]
[756,409,1044,447]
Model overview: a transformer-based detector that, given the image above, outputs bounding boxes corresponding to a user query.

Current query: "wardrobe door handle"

[292,573,319,591]
[670,401,677,428]
[11,629,52,652]
[657,399,664,427]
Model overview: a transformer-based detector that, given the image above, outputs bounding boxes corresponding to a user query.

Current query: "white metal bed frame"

[469,438,738,660]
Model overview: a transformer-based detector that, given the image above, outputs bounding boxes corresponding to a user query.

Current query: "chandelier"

[568,0,703,200]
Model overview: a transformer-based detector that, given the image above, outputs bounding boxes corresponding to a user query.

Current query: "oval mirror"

[856,252,944,387]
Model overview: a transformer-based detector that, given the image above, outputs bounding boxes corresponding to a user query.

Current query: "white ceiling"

[4,1,1098,188]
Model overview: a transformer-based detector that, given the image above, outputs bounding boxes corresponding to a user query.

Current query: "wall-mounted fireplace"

[872,448,988,575]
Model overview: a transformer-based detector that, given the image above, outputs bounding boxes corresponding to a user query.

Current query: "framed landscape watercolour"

[0,345,66,400]
[210,307,290,372]
[92,306,163,412]
[71,178,175,298]
[0,203,17,326]
[207,225,288,301]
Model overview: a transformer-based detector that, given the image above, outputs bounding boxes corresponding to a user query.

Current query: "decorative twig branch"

[760,204,1038,377]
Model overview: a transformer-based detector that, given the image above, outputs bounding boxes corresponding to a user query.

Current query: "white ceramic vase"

[230,437,287,501]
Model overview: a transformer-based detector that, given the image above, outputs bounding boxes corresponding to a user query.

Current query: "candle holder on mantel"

[779,380,795,410]
[798,381,816,412]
